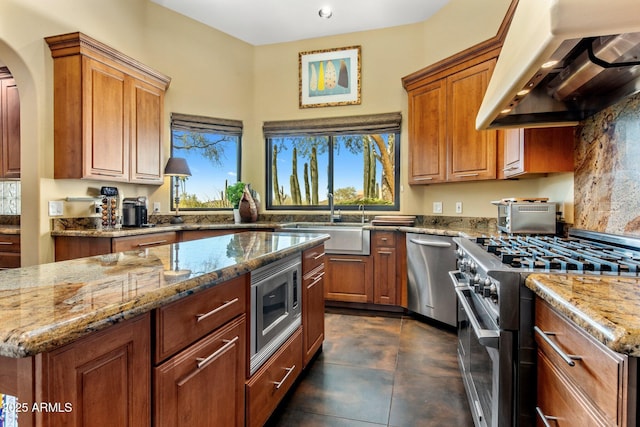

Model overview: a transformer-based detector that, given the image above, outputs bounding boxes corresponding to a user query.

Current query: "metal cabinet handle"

[329,258,363,262]
[409,238,451,248]
[136,239,168,247]
[502,166,518,171]
[195,336,240,369]
[534,326,582,366]
[195,298,239,322]
[309,271,325,287]
[535,406,558,427]
[458,173,480,177]
[377,250,393,255]
[0,241,13,245]
[413,177,433,181]
[273,365,296,389]
[312,252,325,260]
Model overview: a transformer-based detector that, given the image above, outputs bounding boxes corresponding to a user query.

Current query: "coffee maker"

[122,197,148,227]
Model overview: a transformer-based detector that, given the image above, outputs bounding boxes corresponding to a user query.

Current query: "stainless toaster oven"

[493,199,556,234]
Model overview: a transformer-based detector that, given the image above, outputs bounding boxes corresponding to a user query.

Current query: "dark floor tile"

[284,359,394,425]
[396,317,459,377]
[267,409,387,427]
[388,370,473,427]
[323,313,401,371]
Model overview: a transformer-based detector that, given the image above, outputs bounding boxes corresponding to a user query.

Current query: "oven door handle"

[454,286,500,349]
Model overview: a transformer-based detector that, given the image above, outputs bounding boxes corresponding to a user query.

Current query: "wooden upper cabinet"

[446,59,497,182]
[46,32,170,184]
[0,68,20,179]
[501,127,575,178]
[404,53,500,184]
[408,80,446,184]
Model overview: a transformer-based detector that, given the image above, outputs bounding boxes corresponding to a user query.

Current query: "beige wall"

[0,0,572,265]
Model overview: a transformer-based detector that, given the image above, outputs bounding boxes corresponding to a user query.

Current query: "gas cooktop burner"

[475,235,640,274]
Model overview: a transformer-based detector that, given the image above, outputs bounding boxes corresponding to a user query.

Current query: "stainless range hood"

[477,0,640,129]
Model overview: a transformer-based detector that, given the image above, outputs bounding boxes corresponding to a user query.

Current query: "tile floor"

[266,310,474,427]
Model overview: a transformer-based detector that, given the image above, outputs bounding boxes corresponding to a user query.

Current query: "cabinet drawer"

[155,275,247,362]
[537,350,606,426]
[0,252,20,268]
[0,234,20,253]
[154,316,246,427]
[112,231,177,252]
[302,244,325,274]
[373,231,396,247]
[246,328,303,427]
[535,299,626,424]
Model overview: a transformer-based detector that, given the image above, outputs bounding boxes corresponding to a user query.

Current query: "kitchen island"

[0,231,328,426]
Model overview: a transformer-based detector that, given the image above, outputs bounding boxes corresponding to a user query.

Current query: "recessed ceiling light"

[318,6,333,19]
[541,60,559,69]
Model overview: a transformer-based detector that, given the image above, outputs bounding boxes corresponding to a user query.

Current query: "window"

[265,112,401,210]
[170,113,242,210]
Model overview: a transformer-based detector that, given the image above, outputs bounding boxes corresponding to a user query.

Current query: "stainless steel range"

[449,229,640,427]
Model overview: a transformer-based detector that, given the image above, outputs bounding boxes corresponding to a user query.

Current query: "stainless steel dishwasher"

[406,233,457,327]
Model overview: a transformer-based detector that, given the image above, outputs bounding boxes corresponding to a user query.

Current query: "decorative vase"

[233,208,241,224]
[239,184,258,223]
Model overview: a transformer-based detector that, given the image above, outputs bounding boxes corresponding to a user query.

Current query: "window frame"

[169,113,243,211]
[264,112,401,211]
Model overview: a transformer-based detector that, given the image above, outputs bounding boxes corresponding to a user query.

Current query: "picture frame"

[299,45,361,108]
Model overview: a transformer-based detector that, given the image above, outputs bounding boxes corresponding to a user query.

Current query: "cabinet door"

[408,79,446,184]
[303,264,325,367]
[155,316,246,427]
[1,77,20,178]
[503,128,524,177]
[44,314,150,427]
[82,57,129,181]
[447,59,497,182]
[130,79,163,184]
[325,255,373,303]
[503,127,574,178]
[373,246,397,305]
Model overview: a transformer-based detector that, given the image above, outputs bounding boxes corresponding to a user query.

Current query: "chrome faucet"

[328,193,341,222]
[358,204,366,223]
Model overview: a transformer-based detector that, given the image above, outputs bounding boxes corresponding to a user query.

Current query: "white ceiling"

[151,0,450,46]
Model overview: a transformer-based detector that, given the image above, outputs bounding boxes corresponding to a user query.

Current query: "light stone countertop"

[526,273,640,357]
[0,225,20,234]
[0,231,328,358]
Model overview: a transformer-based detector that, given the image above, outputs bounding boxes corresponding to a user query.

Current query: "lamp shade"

[164,157,192,177]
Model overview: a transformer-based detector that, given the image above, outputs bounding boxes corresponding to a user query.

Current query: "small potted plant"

[226,181,246,223]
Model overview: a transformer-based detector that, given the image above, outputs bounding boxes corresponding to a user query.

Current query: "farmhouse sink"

[281,222,370,255]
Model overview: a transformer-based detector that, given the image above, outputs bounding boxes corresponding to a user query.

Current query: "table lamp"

[164,157,192,224]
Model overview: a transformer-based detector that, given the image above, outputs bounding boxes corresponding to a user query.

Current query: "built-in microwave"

[250,253,301,375]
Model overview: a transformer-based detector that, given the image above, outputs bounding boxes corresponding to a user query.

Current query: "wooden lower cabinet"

[246,328,303,427]
[535,298,632,426]
[54,232,178,261]
[325,254,373,303]
[42,313,151,427]
[154,316,246,427]
[372,231,399,305]
[302,245,325,367]
[0,233,20,268]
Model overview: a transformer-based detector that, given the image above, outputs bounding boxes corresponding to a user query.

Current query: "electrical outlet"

[153,202,161,213]
[433,201,443,214]
[455,201,463,214]
[48,200,64,216]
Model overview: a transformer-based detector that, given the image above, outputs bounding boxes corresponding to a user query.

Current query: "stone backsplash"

[575,92,640,236]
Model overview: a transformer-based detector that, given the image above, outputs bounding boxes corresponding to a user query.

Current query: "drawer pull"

[312,252,325,260]
[309,271,325,287]
[534,326,582,366]
[0,241,13,245]
[329,258,363,263]
[136,239,168,247]
[196,298,239,322]
[273,365,296,390]
[378,250,393,255]
[458,173,480,177]
[195,336,240,369]
[535,406,558,427]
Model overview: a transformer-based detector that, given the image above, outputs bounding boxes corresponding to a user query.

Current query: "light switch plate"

[455,201,463,214]
[48,200,64,216]
[433,201,443,214]
[153,202,161,213]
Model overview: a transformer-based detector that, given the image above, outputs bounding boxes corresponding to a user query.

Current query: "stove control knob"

[456,248,464,258]
[469,262,477,274]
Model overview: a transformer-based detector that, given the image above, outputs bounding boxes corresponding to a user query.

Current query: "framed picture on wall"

[299,45,361,108]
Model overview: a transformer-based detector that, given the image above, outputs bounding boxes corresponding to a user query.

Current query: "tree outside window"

[170,114,242,210]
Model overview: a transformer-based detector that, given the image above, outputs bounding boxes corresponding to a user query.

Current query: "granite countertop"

[526,273,640,357]
[0,224,20,234]
[0,231,328,358]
